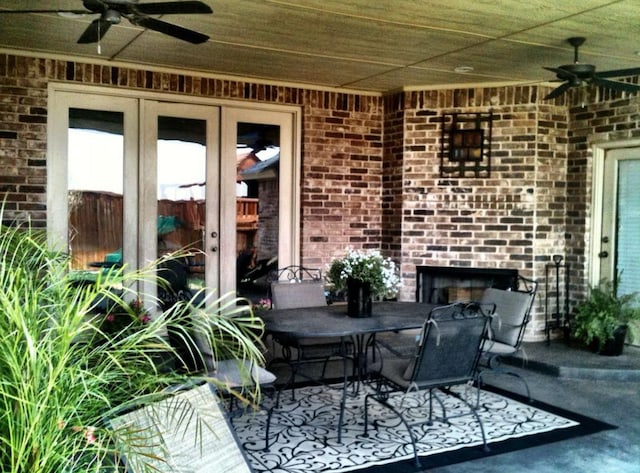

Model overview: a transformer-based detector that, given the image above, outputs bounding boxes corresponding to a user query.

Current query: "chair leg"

[264,405,274,452]
[366,395,423,468]
[476,356,532,406]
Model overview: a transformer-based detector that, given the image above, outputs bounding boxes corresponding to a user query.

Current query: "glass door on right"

[600,147,640,343]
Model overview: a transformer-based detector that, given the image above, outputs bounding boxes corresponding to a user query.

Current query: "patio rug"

[232,382,614,473]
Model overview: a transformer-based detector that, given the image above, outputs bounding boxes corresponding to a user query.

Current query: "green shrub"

[573,278,640,350]
[0,218,265,472]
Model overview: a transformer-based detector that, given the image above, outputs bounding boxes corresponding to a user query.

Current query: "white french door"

[48,91,223,306]
[140,101,221,299]
[598,147,640,292]
[47,85,301,306]
[593,145,640,345]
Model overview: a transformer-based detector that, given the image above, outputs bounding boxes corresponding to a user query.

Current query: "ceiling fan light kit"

[543,37,640,100]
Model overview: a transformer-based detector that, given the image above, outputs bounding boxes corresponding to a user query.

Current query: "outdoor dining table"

[261,301,437,442]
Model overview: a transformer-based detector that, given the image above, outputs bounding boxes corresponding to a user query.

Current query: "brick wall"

[390,86,570,339]
[301,92,384,270]
[2,52,640,341]
[0,52,383,267]
[566,89,640,301]
[0,56,49,225]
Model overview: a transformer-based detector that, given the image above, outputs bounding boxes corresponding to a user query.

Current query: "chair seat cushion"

[483,340,517,355]
[379,357,413,387]
[212,359,277,388]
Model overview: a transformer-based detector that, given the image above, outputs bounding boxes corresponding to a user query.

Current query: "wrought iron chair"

[476,276,538,405]
[156,257,276,415]
[364,302,492,467]
[267,265,351,399]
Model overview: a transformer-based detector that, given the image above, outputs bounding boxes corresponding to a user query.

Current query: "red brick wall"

[0,56,49,225]
[566,89,640,301]
[301,92,384,270]
[2,52,640,340]
[390,87,570,338]
[0,53,384,270]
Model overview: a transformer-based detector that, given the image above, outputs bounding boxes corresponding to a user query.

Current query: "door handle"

[598,251,609,258]
[210,246,218,252]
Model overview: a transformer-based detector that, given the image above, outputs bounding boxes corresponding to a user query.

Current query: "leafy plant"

[573,278,640,350]
[327,248,401,298]
[0,216,266,472]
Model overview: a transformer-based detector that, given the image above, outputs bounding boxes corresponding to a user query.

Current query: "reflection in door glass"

[157,116,207,291]
[616,160,640,296]
[236,123,280,301]
[67,108,124,271]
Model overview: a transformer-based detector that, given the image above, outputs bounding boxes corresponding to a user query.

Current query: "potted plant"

[327,248,401,317]
[0,213,266,472]
[572,278,640,356]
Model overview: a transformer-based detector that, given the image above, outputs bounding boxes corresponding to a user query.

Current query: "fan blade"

[596,67,640,79]
[77,18,112,44]
[592,76,640,94]
[133,16,209,44]
[135,1,213,15]
[543,82,572,100]
[0,9,89,14]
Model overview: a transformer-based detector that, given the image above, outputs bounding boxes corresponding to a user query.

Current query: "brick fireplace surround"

[1,53,639,341]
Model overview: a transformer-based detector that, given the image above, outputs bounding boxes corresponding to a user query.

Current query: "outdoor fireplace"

[416,265,519,303]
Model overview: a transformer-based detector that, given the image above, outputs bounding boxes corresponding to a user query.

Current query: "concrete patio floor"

[266,340,640,473]
[429,341,640,473]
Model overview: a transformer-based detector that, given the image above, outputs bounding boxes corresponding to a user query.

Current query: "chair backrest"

[406,302,490,388]
[157,257,192,310]
[269,265,322,283]
[269,266,327,310]
[481,284,536,348]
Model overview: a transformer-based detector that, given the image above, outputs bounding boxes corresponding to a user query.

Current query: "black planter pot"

[346,277,373,318]
[597,324,628,356]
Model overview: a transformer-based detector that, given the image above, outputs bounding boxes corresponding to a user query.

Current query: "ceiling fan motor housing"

[559,63,596,79]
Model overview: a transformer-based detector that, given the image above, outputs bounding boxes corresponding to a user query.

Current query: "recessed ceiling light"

[454,66,474,73]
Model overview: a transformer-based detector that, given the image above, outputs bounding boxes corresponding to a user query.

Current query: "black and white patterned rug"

[232,382,614,473]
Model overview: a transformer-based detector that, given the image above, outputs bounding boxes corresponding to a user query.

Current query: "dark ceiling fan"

[0,0,213,44]
[543,37,640,100]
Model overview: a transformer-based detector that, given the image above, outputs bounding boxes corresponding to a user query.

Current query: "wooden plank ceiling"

[0,0,639,93]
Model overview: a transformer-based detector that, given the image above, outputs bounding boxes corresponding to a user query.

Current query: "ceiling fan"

[0,0,213,45]
[543,37,640,100]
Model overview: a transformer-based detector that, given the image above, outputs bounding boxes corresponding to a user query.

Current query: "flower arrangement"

[327,248,401,298]
[102,297,151,338]
[252,298,271,315]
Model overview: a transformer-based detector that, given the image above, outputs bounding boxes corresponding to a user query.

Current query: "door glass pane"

[67,108,124,271]
[157,116,207,292]
[236,123,280,301]
[616,159,640,296]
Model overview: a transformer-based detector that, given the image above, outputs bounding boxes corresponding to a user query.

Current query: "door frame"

[221,106,301,294]
[589,138,640,286]
[47,82,302,297]
[140,101,221,300]
[47,89,140,272]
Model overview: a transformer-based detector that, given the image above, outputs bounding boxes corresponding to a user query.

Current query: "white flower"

[327,248,401,298]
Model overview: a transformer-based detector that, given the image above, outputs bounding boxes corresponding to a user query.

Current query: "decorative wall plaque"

[440,111,492,178]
